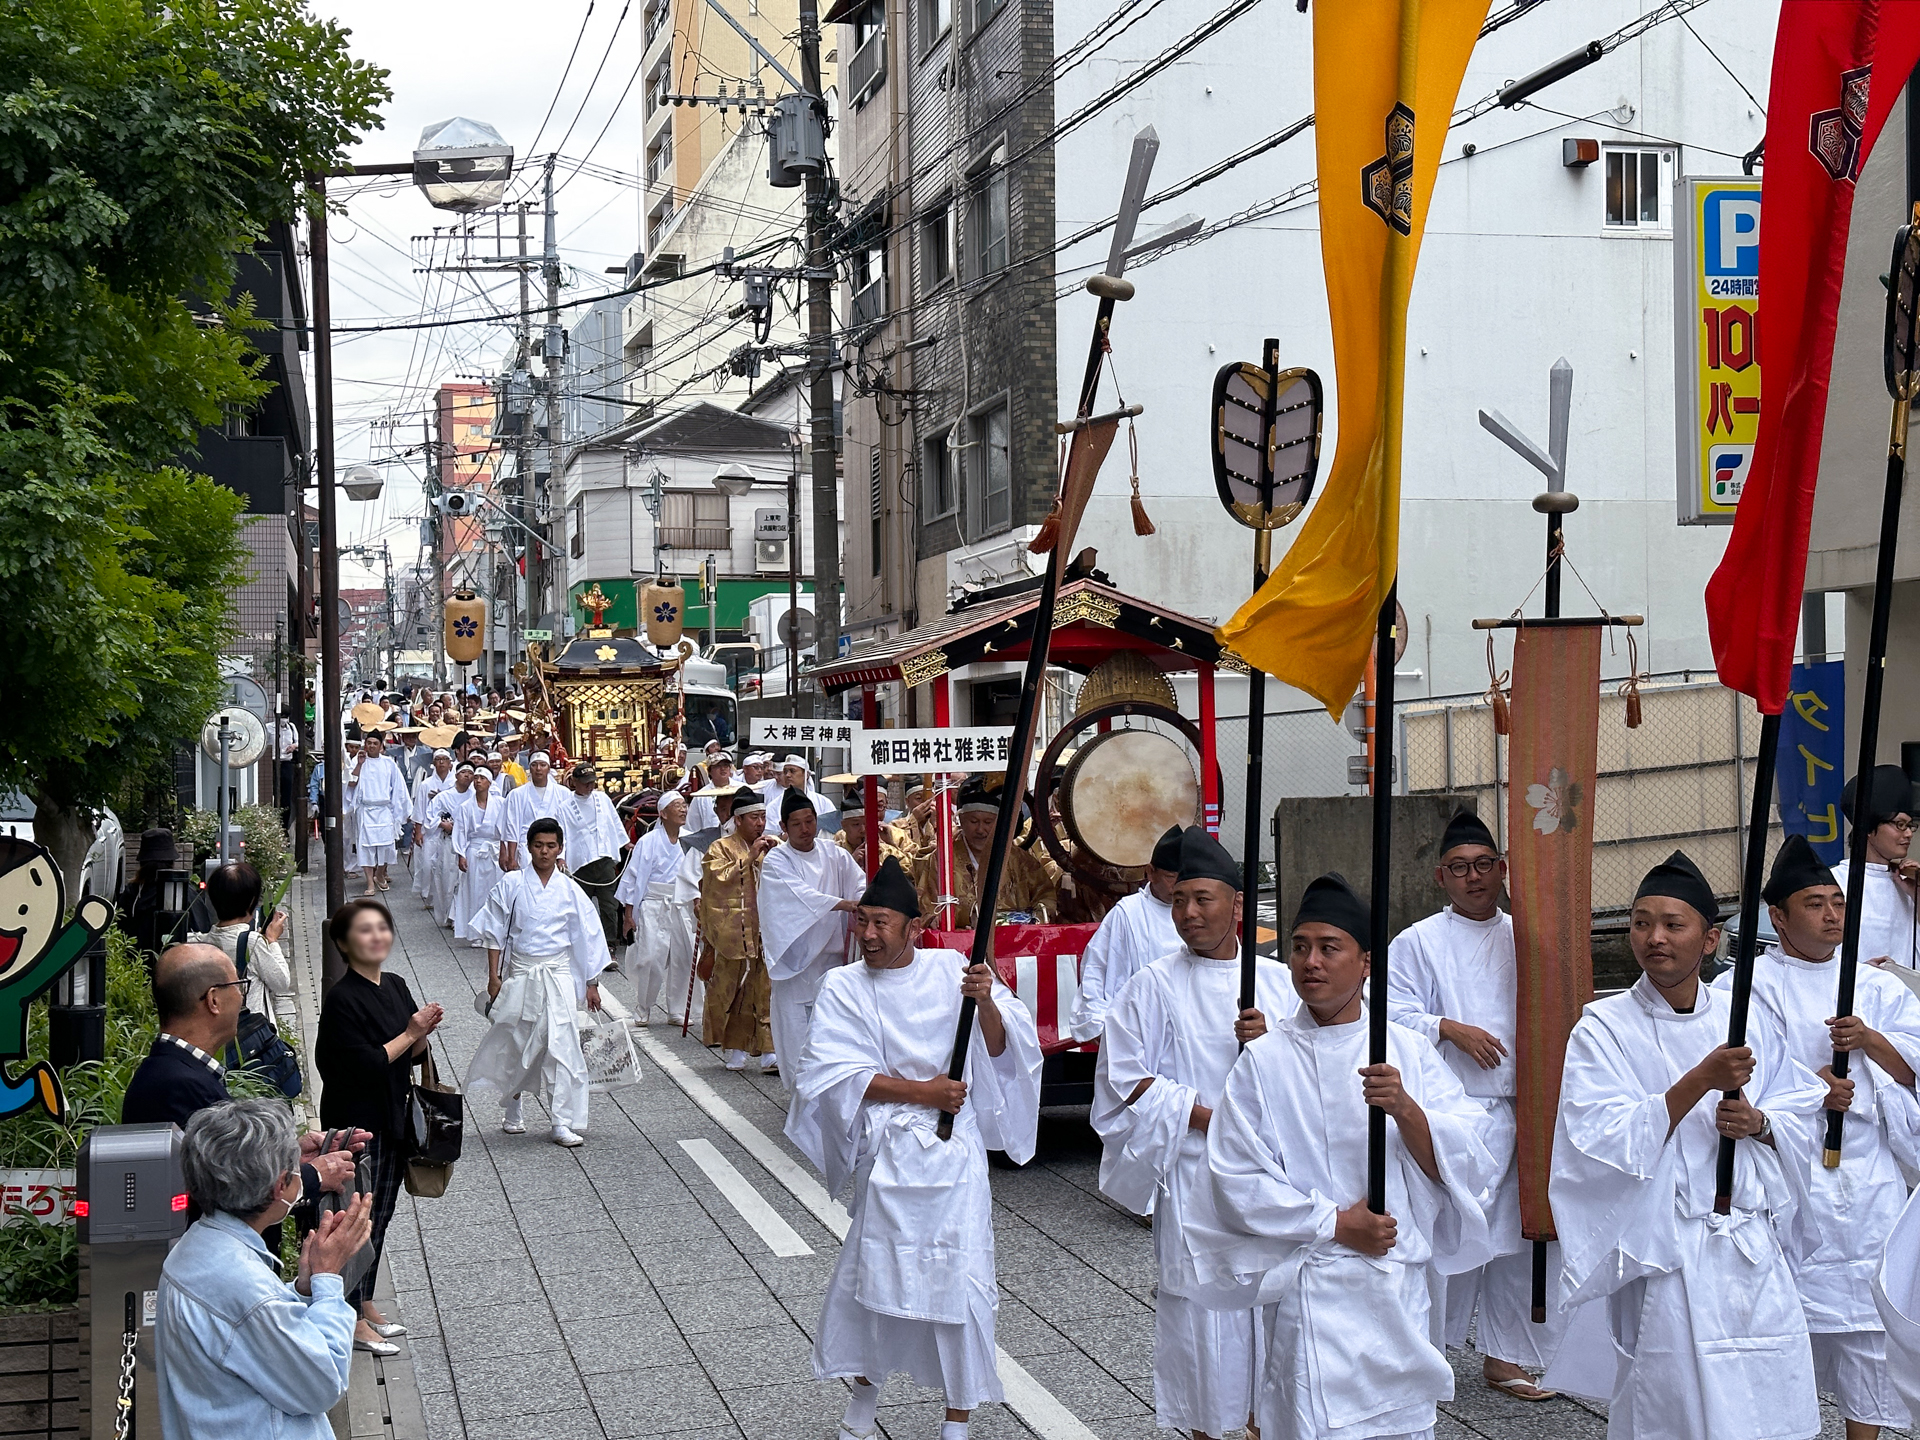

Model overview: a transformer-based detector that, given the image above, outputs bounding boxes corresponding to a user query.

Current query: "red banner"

[1505,627,1599,1242]
[1705,2,1920,713]
[922,925,1100,1054]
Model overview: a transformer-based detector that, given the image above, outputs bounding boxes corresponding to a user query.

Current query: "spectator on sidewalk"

[314,898,442,1355]
[187,862,293,1024]
[156,1099,371,1440]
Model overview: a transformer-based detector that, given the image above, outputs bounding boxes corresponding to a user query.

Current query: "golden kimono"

[914,839,1059,929]
[698,833,772,1054]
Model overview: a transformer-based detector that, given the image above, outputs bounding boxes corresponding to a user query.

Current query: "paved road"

[322,875,1890,1440]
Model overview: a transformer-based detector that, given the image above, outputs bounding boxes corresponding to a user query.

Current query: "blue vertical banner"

[1777,659,1847,864]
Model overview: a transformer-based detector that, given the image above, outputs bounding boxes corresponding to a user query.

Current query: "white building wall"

[1051,0,1776,706]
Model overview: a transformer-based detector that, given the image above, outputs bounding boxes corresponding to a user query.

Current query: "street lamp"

[341,465,384,501]
[309,120,513,991]
[710,458,803,713]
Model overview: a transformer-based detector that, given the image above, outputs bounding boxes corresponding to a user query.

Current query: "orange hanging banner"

[1504,624,1599,1243]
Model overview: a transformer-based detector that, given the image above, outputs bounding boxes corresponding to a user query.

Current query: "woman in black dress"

[314,898,443,1355]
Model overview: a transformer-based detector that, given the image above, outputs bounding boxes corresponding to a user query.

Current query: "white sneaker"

[722,1049,748,1071]
[759,1052,779,1073]
[502,1098,525,1135]
[550,1125,584,1147]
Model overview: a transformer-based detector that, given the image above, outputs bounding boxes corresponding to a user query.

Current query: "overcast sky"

[312,1,649,582]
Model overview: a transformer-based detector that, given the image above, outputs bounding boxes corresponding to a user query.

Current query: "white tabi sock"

[840,1379,879,1434]
[939,1422,968,1440]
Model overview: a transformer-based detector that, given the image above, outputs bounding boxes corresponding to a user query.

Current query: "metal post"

[789,451,802,715]
[217,716,231,866]
[309,179,348,981]
[517,200,535,657]
[543,160,567,633]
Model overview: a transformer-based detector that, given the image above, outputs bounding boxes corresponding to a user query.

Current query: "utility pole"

[425,416,449,686]
[799,0,839,714]
[515,199,535,664]
[542,157,568,644]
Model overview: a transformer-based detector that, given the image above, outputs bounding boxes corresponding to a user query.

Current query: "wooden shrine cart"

[810,570,1236,1106]
[531,625,688,798]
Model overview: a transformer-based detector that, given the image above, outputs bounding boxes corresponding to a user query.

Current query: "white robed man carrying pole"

[1069,824,1184,1043]
[1091,826,1292,1440]
[1193,871,1501,1440]
[1385,809,1565,1398]
[787,855,1041,1440]
[759,787,864,1094]
[1720,834,1920,1440]
[616,791,692,1026]
[1549,849,1826,1440]
[468,816,611,1149]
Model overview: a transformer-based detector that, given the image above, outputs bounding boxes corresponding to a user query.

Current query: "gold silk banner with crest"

[1217,0,1488,716]
[1506,624,1599,1243]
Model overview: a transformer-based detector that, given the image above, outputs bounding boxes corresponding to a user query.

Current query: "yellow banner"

[1217,0,1488,716]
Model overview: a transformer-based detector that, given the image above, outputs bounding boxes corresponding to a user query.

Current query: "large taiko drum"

[1059,728,1199,870]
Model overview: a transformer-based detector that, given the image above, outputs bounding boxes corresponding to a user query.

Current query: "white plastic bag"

[577,1007,642,1092]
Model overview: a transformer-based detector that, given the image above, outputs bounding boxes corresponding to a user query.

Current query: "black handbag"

[226,930,303,1098]
[404,1048,464,1198]
[312,1130,376,1296]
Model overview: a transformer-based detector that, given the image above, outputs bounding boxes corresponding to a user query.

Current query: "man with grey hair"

[157,1099,372,1440]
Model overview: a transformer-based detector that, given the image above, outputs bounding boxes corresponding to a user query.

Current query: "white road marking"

[632,1028,1102,1440]
[678,1138,814,1257]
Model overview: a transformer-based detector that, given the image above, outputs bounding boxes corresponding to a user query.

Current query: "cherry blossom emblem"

[1526,766,1582,836]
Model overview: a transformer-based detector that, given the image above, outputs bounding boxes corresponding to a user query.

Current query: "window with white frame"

[921,0,950,48]
[921,198,953,290]
[968,146,1009,277]
[970,402,1010,535]
[922,429,956,518]
[1603,147,1673,230]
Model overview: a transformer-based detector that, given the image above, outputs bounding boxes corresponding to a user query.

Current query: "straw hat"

[350,701,386,729]
[421,724,461,747]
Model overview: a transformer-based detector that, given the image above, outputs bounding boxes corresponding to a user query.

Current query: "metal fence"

[1206,671,1779,914]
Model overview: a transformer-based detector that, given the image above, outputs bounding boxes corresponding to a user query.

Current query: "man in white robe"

[759,788,864,1094]
[686,756,738,832]
[788,856,1041,1440]
[616,792,693,1025]
[451,770,507,943]
[1068,824,1183,1043]
[1844,766,1920,974]
[767,754,833,837]
[409,751,456,905]
[554,763,630,952]
[500,751,561,871]
[1092,826,1293,1440]
[1194,871,1500,1440]
[1550,849,1824,1440]
[345,734,409,896]
[1385,809,1562,1398]
[468,817,611,1148]
[423,764,472,924]
[1725,834,1920,1439]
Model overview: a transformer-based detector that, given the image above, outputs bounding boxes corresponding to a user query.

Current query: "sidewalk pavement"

[284,863,1880,1440]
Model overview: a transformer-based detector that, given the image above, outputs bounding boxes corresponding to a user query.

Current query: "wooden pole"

[1239,338,1281,1022]
[1715,711,1781,1211]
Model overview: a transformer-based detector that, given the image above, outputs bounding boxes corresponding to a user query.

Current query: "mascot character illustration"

[0,837,113,1121]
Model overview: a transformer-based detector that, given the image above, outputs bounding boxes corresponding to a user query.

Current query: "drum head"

[1060,729,1199,870]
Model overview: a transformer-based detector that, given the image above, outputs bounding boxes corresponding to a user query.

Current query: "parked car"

[0,793,126,899]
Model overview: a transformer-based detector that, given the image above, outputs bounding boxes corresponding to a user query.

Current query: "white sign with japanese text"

[750,716,859,749]
[853,727,1016,775]
[1,1169,77,1227]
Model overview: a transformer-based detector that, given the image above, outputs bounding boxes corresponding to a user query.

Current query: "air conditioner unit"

[756,538,789,572]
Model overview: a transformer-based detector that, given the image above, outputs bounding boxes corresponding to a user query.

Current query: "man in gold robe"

[885,778,936,858]
[838,807,910,873]
[697,786,778,1071]
[913,776,1057,928]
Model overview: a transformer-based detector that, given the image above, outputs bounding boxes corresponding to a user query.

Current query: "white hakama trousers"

[630,886,687,1020]
[356,803,397,869]
[452,848,504,942]
[1444,1242,1566,1369]
[1602,1214,1817,1440]
[464,953,589,1131]
[768,949,840,1093]
[428,832,461,918]
[812,1266,1002,1412]
[1809,1330,1911,1428]
[1154,1291,1262,1436]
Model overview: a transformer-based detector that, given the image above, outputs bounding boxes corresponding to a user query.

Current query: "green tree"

[0,1,389,883]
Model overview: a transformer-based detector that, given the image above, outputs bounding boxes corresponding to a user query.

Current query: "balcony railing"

[659,524,733,550]
[644,4,669,47]
[848,27,886,107]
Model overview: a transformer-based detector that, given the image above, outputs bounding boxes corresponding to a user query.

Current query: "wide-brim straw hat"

[421,725,461,747]
[350,701,386,729]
